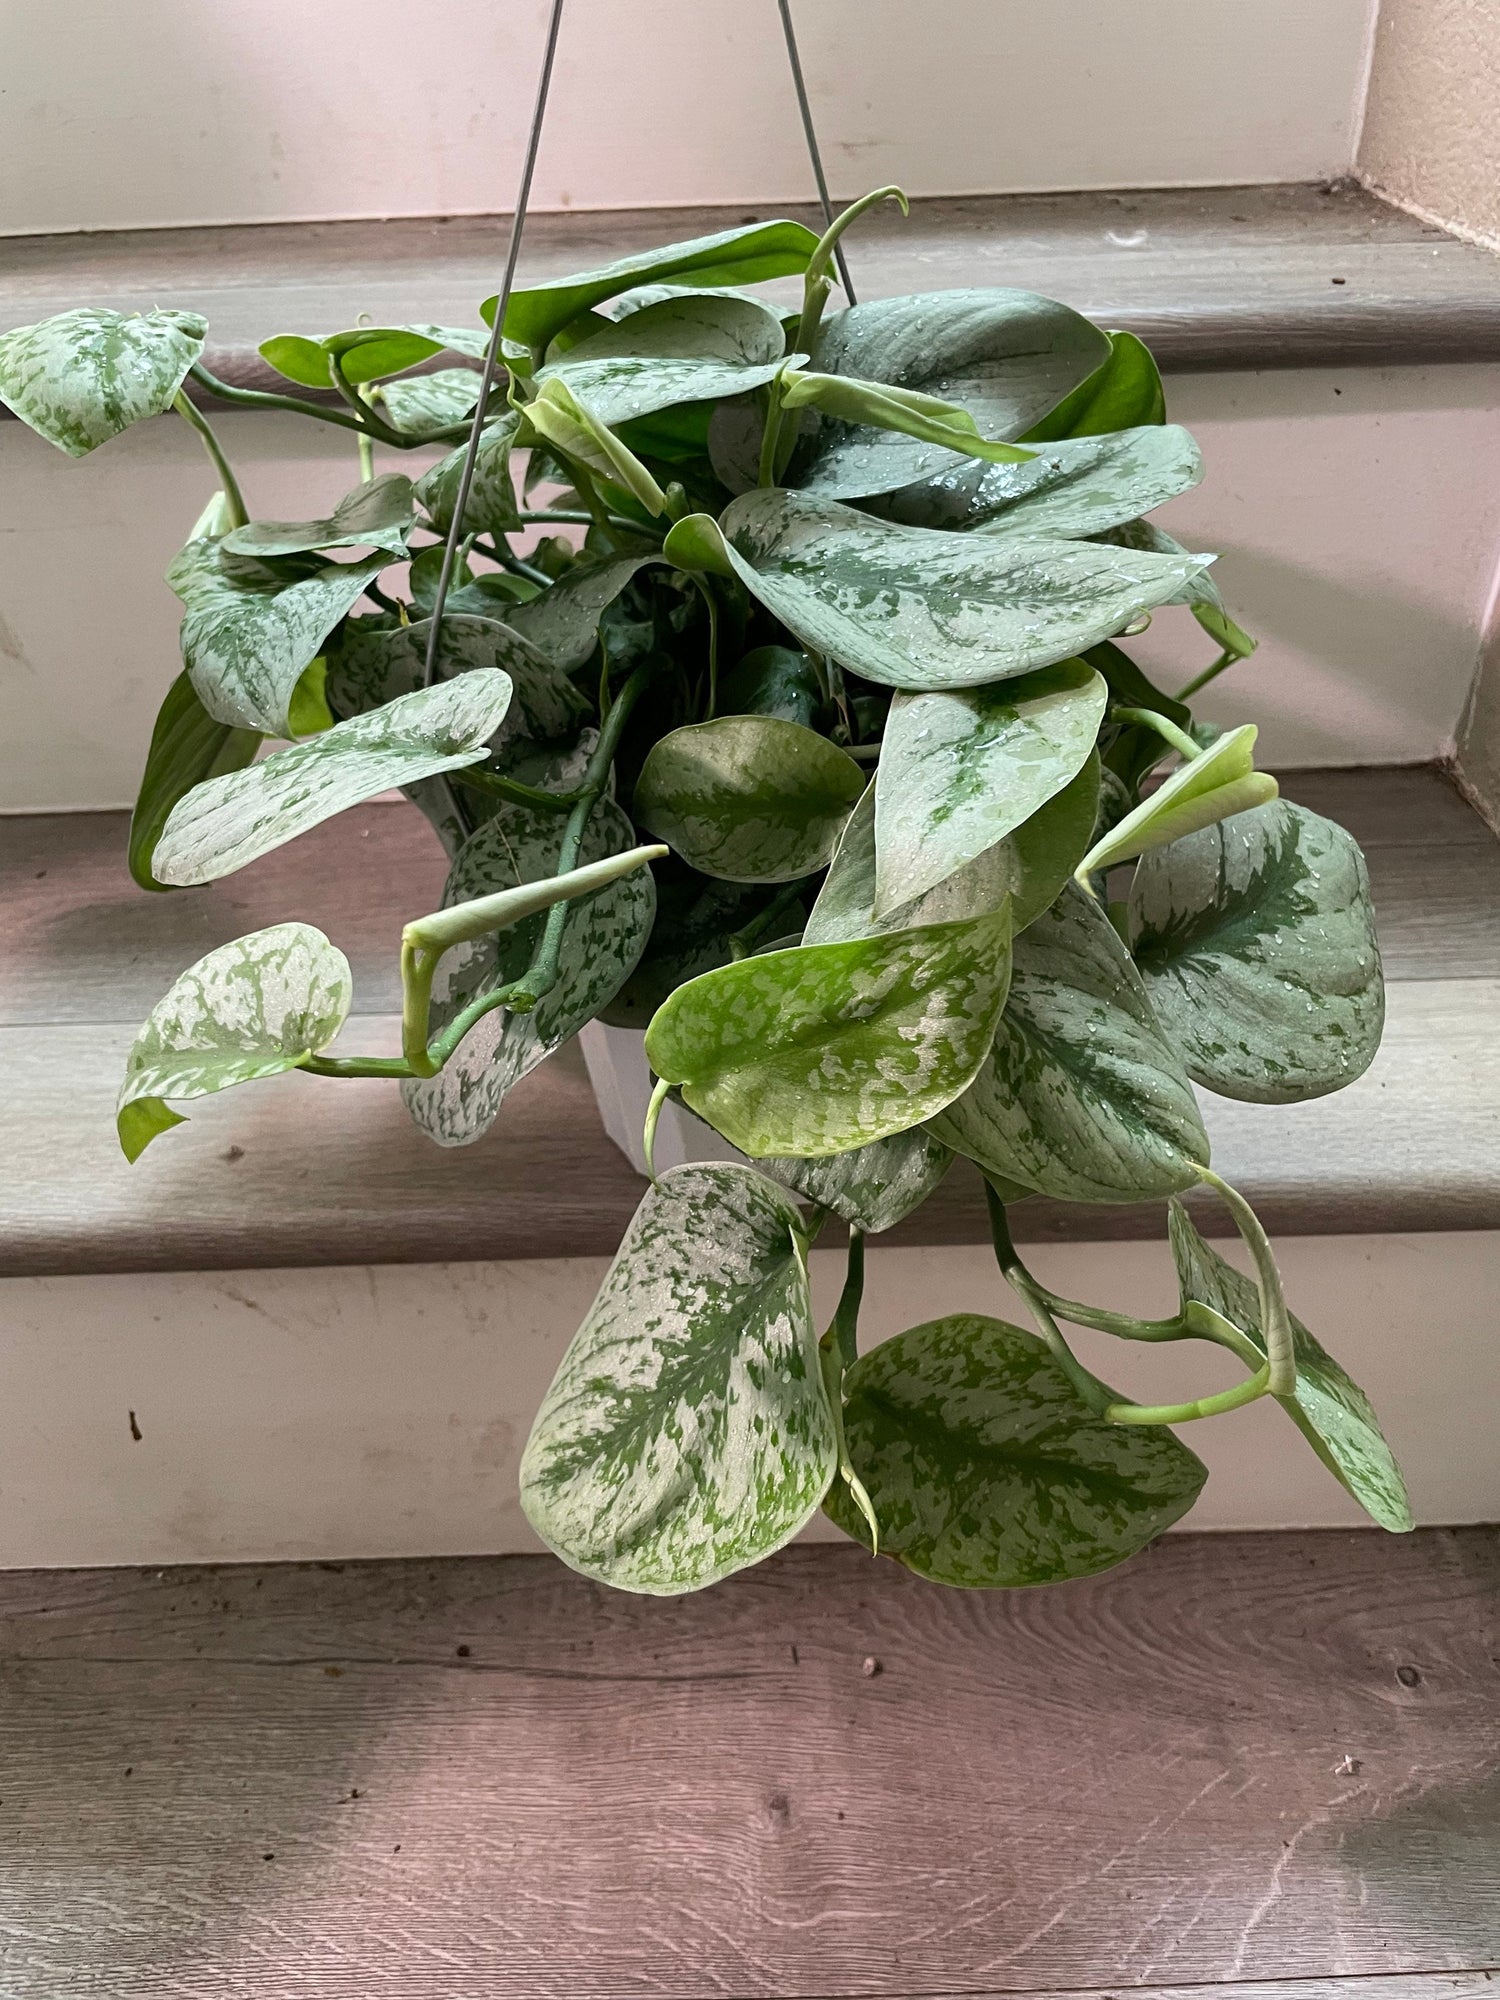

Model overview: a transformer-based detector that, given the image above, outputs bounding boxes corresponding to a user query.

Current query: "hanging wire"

[777,0,857,304]
[424,0,567,684]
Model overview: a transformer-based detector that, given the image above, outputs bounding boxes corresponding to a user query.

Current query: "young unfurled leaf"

[1078,724,1278,875]
[373,368,484,438]
[875,426,1202,542]
[129,672,262,893]
[635,716,864,883]
[760,1127,953,1234]
[415,413,523,536]
[824,1314,1206,1584]
[117,923,352,1161]
[0,308,207,457]
[403,796,655,1147]
[1023,330,1166,442]
[1169,1204,1411,1531]
[520,1163,834,1593]
[874,661,1107,914]
[506,553,662,672]
[644,905,1012,1158]
[664,494,1210,692]
[495,219,820,355]
[521,380,667,516]
[153,673,513,885]
[1129,800,1384,1103]
[170,535,388,738]
[779,367,1037,468]
[536,293,789,427]
[930,883,1208,1202]
[806,765,1098,945]
[222,474,416,559]
[324,611,585,744]
[794,290,1111,499]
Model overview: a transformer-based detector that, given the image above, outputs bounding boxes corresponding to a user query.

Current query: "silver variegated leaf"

[506,553,662,672]
[374,368,483,438]
[116,922,351,1161]
[874,660,1106,914]
[222,473,416,558]
[1128,800,1383,1103]
[1169,1203,1411,1531]
[403,795,655,1147]
[824,1313,1207,1584]
[153,673,513,885]
[536,293,789,427]
[0,307,206,457]
[324,611,585,744]
[520,1163,833,1593]
[759,1127,953,1234]
[930,882,1209,1202]
[415,413,522,536]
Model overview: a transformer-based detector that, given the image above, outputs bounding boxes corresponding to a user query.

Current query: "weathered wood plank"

[6,185,1500,384]
[0,1532,1494,1998]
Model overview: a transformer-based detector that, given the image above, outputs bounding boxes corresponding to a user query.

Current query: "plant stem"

[358,430,376,484]
[695,577,721,719]
[451,766,577,813]
[643,1075,671,1179]
[726,879,809,958]
[1103,1363,1272,1427]
[1196,1167,1296,1396]
[172,392,248,528]
[1112,706,1202,762]
[986,1184,1114,1414]
[568,461,617,546]
[400,940,441,1076]
[188,361,380,439]
[520,507,661,538]
[1175,648,1235,701]
[328,354,405,448]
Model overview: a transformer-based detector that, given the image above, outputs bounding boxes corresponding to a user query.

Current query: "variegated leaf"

[930,882,1208,1202]
[1169,1204,1411,1531]
[129,671,261,892]
[1022,329,1166,441]
[506,553,662,672]
[536,293,788,427]
[1129,800,1384,1103]
[154,673,513,885]
[824,1313,1206,1584]
[403,796,655,1147]
[874,660,1106,914]
[415,414,522,536]
[324,612,585,744]
[635,716,864,883]
[520,1164,833,1593]
[373,367,483,438]
[222,473,415,558]
[644,904,1012,1158]
[0,307,206,457]
[117,922,351,1161]
[760,1127,953,1234]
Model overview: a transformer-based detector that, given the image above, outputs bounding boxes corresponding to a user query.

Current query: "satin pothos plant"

[2,188,1409,1594]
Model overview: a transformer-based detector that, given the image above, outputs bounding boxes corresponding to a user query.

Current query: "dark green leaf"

[1022,330,1166,442]
[128,672,261,892]
[600,871,795,1028]
[717,645,822,727]
[506,553,662,672]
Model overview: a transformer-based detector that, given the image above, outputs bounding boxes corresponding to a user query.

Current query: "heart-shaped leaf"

[760,1127,953,1234]
[261,325,467,389]
[222,473,416,559]
[1022,330,1166,441]
[520,1162,834,1593]
[824,1313,1206,1583]
[667,492,1210,692]
[415,413,523,536]
[636,716,865,883]
[506,553,662,672]
[1128,800,1384,1103]
[1080,724,1279,875]
[324,611,585,744]
[874,660,1107,914]
[1169,1204,1411,1531]
[373,367,483,438]
[874,426,1201,542]
[495,219,820,355]
[403,795,655,1147]
[794,290,1110,499]
[536,293,788,427]
[129,672,261,893]
[153,672,513,885]
[117,923,352,1161]
[807,759,1099,945]
[930,882,1208,1202]
[0,307,206,456]
[645,904,1012,1158]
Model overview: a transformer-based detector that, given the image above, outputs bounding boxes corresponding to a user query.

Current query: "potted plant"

[0,189,1410,1596]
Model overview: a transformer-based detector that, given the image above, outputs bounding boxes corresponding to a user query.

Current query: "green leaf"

[324,611,585,744]
[117,923,352,1161]
[0,308,206,457]
[495,219,820,355]
[128,672,261,893]
[536,292,788,427]
[717,645,823,728]
[635,716,864,883]
[258,335,332,390]
[522,380,666,515]
[222,473,415,559]
[415,413,523,536]
[601,871,795,1029]
[793,291,1110,499]
[1079,724,1278,875]
[667,492,1210,692]
[780,367,1037,469]
[930,883,1208,1202]
[1022,330,1166,442]
[874,660,1106,914]
[506,553,662,672]
[760,1127,953,1234]
[806,763,1098,945]
[874,425,1202,542]
[520,1162,834,1593]
[403,795,655,1146]
[262,325,470,390]
[1168,1204,1411,1531]
[824,1313,1206,1584]
[645,904,1012,1158]
[153,672,513,885]
[1128,799,1384,1104]
[170,537,388,737]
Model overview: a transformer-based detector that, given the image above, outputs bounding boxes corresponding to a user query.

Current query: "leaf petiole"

[172,391,248,529]
[1112,706,1202,763]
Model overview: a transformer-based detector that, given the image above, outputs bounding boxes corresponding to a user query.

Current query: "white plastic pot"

[578,1020,744,1178]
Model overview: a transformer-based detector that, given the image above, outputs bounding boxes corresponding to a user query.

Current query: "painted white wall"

[0,1230,1492,1569]
[1,0,1378,237]
[4,362,1496,812]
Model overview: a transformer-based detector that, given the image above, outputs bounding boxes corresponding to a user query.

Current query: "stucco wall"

[1360,0,1500,250]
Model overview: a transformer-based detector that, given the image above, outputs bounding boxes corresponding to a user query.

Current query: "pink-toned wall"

[1360,0,1500,253]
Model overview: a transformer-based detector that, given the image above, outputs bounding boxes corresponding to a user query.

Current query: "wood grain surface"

[5,184,1500,385]
[0,1531,1494,1997]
